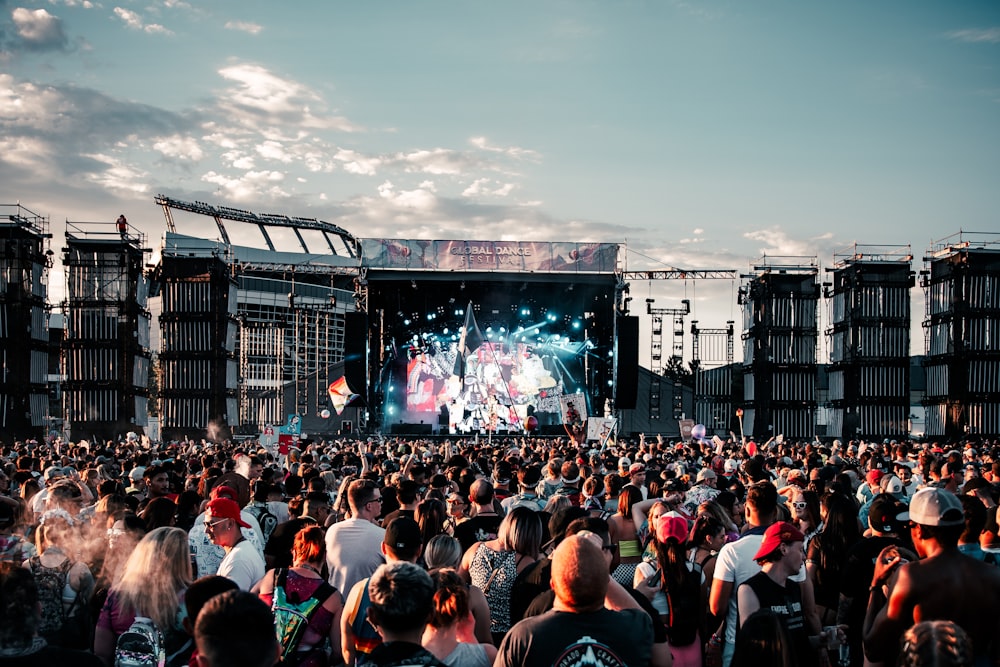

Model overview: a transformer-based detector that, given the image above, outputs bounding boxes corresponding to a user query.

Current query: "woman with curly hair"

[93,526,192,666]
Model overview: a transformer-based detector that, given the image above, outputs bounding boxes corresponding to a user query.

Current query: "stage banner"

[360,239,618,273]
[587,418,617,443]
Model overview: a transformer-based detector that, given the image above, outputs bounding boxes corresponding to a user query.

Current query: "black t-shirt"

[264,517,317,568]
[498,607,653,667]
[454,513,503,552]
[0,645,104,667]
[363,640,447,667]
[838,534,903,665]
[742,572,813,667]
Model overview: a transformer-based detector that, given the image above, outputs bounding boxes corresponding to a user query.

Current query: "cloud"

[946,27,1000,44]
[10,7,69,51]
[153,135,204,161]
[334,149,381,176]
[112,7,173,35]
[224,20,262,35]
[743,226,834,258]
[0,73,194,194]
[216,63,360,132]
[377,180,438,211]
[202,169,287,200]
[462,178,515,198]
[83,153,150,194]
[469,136,541,162]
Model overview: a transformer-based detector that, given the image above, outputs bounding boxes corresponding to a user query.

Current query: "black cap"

[384,517,421,552]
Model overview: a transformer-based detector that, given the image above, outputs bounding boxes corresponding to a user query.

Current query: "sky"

[1,0,998,369]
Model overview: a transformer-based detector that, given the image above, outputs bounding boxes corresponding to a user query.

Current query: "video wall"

[382,337,591,432]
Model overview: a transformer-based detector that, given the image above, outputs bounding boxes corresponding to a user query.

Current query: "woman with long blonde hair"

[93,526,193,666]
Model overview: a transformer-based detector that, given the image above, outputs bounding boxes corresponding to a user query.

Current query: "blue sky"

[2,0,998,366]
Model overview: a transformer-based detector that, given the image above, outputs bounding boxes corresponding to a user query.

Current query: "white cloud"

[393,148,465,175]
[215,63,360,133]
[112,7,173,35]
[0,135,56,172]
[224,20,263,35]
[334,149,381,175]
[220,150,254,169]
[255,140,293,163]
[469,136,541,161]
[743,227,834,258]
[12,8,68,50]
[153,134,204,161]
[946,28,1000,44]
[83,153,150,194]
[377,180,437,211]
[202,169,287,200]
[462,178,515,198]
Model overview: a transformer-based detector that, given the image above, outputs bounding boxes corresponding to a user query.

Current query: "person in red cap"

[737,521,840,667]
[205,497,265,591]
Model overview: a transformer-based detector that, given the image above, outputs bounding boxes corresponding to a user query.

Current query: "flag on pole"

[452,301,484,378]
[328,361,361,415]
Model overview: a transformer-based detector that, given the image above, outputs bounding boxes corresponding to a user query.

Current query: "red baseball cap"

[205,498,250,528]
[753,521,805,561]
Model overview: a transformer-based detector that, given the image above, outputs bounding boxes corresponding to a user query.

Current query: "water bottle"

[838,643,850,667]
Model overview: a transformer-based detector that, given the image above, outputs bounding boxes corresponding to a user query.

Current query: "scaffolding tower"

[0,204,52,439]
[156,252,239,441]
[63,220,151,441]
[739,257,820,440]
[922,232,1000,437]
[826,245,913,439]
[691,320,736,437]
[645,298,689,421]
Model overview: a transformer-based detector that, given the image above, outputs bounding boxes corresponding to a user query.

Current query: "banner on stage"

[360,239,619,273]
[587,418,617,443]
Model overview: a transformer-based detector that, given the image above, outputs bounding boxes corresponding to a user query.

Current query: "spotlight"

[411,280,417,289]
[404,319,411,326]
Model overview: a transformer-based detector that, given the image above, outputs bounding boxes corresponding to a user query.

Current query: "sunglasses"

[204,518,229,531]
[792,501,808,510]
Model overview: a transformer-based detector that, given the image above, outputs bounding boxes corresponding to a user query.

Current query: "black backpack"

[247,503,278,543]
[27,555,88,648]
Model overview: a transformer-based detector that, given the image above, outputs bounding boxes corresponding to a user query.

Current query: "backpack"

[114,616,165,667]
[27,555,79,646]
[271,569,335,667]
[247,503,278,543]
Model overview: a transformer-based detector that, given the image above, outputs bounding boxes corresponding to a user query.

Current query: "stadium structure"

[3,195,999,442]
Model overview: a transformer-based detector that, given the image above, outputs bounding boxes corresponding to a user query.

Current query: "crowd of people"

[1,431,1000,666]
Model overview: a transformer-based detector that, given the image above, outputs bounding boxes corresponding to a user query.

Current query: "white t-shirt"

[189,510,264,578]
[218,539,266,591]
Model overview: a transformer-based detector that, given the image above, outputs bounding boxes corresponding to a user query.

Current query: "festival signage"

[360,239,619,273]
